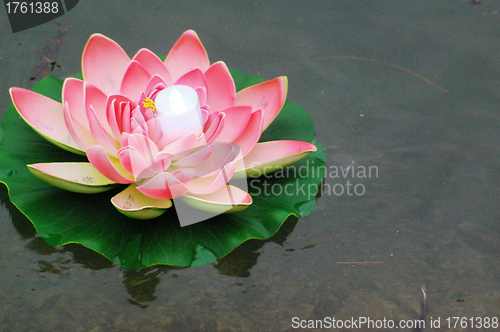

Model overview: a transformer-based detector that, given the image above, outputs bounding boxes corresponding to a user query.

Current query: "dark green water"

[1,0,500,331]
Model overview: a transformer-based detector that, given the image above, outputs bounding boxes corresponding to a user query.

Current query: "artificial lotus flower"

[9,30,316,220]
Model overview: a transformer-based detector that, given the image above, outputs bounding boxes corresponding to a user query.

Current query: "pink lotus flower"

[9,30,316,220]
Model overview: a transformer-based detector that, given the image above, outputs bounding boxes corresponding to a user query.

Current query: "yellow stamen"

[142,97,157,116]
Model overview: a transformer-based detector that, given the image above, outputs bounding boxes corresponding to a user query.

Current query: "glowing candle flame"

[154,85,203,135]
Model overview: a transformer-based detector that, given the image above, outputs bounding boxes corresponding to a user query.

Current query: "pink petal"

[117,145,150,178]
[87,105,120,157]
[134,151,173,179]
[137,92,148,113]
[145,75,168,95]
[174,68,207,90]
[120,102,132,134]
[153,152,173,170]
[232,109,263,157]
[144,117,161,144]
[117,145,136,175]
[186,165,236,195]
[63,101,96,151]
[204,61,236,113]
[106,98,122,140]
[137,171,192,199]
[120,60,152,102]
[126,133,160,161]
[82,33,131,95]
[164,30,210,82]
[182,185,251,213]
[173,146,210,167]
[131,108,146,127]
[240,140,317,177]
[190,142,238,177]
[86,145,134,184]
[106,94,132,139]
[158,131,198,156]
[84,82,113,136]
[195,87,207,106]
[234,76,288,131]
[200,107,209,125]
[186,145,238,195]
[171,168,197,183]
[120,132,129,149]
[132,48,173,85]
[143,106,156,122]
[131,121,145,135]
[202,112,224,143]
[10,87,84,154]
[62,78,88,131]
[214,106,252,143]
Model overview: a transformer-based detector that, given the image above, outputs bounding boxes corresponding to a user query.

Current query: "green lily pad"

[0,70,325,269]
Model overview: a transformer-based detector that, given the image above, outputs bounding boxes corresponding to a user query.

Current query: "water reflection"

[0,183,36,239]
[214,217,298,277]
[1,182,302,308]
[122,267,164,308]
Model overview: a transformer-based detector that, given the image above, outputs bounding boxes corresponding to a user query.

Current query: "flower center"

[153,85,203,136]
[142,97,156,116]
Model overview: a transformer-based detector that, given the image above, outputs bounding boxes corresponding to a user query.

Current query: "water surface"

[1,1,500,331]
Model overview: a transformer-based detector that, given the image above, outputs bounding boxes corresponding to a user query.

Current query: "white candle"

[154,85,203,136]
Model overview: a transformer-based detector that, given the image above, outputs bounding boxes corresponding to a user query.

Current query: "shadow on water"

[214,216,298,277]
[122,266,171,308]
